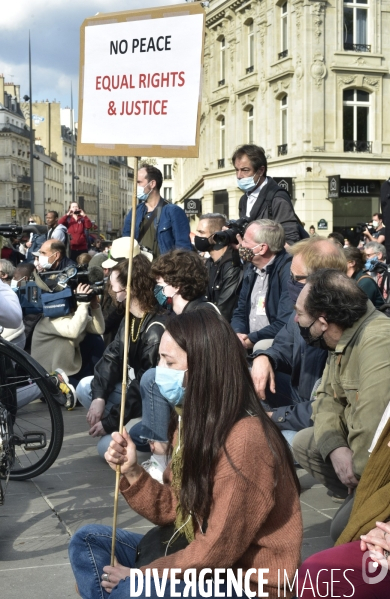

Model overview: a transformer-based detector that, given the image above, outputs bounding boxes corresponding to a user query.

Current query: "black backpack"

[264,185,309,240]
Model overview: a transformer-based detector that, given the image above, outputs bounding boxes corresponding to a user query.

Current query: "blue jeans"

[69,524,246,599]
[76,376,122,458]
[130,368,172,447]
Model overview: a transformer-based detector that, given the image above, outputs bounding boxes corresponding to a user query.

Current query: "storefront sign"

[317,219,328,230]
[328,176,382,198]
[328,176,340,199]
[184,198,202,216]
[274,177,293,196]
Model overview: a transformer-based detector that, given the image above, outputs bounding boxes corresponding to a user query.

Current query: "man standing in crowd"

[233,144,300,245]
[59,202,92,261]
[34,240,75,272]
[194,213,242,321]
[292,269,390,504]
[362,212,386,245]
[365,240,390,299]
[250,237,347,441]
[231,219,293,350]
[122,164,191,258]
[45,211,68,245]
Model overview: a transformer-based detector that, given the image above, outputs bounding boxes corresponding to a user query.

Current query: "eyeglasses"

[365,253,378,258]
[290,272,307,283]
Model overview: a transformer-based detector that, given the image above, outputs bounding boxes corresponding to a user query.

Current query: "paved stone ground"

[1,408,335,599]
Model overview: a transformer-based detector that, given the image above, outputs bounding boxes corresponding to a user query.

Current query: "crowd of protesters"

[1,146,389,598]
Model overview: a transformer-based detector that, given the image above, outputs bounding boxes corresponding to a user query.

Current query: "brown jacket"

[120,417,302,598]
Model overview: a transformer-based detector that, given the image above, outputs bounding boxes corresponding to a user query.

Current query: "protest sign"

[78,2,205,158]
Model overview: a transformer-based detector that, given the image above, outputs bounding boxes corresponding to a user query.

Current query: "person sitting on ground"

[364,241,390,300]
[194,212,243,321]
[292,269,390,520]
[76,254,166,459]
[31,282,105,409]
[129,248,219,481]
[345,246,384,307]
[231,219,293,352]
[69,309,302,599]
[76,252,92,267]
[33,239,76,273]
[12,262,38,352]
[250,237,347,446]
[0,259,15,285]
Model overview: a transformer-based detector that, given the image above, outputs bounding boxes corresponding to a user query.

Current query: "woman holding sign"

[69,309,302,599]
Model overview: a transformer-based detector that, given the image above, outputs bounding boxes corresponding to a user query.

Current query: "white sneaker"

[142,456,165,484]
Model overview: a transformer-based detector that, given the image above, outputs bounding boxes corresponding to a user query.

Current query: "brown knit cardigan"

[120,417,303,599]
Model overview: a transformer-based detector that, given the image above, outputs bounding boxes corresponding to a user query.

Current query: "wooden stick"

[110,155,139,566]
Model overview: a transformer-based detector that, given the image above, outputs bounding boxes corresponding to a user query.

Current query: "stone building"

[175,0,390,238]
[0,76,32,224]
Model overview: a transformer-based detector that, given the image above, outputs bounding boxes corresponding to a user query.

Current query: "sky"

[0,0,186,120]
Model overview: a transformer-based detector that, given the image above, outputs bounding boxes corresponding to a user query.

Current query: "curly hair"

[111,254,157,312]
[344,247,365,274]
[305,269,368,329]
[151,249,208,301]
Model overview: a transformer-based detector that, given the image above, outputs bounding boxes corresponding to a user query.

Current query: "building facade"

[0,76,32,224]
[175,0,390,237]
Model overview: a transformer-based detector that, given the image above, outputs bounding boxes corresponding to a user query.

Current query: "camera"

[73,210,81,215]
[212,217,250,246]
[57,265,105,299]
[356,222,375,243]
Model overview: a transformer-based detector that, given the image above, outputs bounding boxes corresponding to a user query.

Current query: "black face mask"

[194,236,213,253]
[287,279,305,304]
[298,320,332,351]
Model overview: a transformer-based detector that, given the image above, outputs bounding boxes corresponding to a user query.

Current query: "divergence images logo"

[362,550,389,585]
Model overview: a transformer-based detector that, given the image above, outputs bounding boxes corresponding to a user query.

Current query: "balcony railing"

[277,144,288,156]
[344,140,372,153]
[344,43,371,53]
[218,79,225,86]
[217,159,225,169]
[246,66,254,74]
[18,199,31,208]
[278,49,288,60]
[0,123,31,140]
[17,175,31,184]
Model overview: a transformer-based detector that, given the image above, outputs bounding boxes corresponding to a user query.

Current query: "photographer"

[31,281,105,409]
[362,212,385,245]
[59,202,92,261]
[231,219,293,351]
[194,213,243,321]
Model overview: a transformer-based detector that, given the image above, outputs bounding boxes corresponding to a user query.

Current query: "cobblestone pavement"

[1,409,334,598]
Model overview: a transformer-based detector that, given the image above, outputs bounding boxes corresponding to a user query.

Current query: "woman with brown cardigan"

[69,309,302,599]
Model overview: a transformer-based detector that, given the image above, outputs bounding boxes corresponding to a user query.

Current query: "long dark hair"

[111,255,157,312]
[165,310,300,522]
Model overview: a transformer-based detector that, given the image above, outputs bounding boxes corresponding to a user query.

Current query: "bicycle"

[0,335,65,503]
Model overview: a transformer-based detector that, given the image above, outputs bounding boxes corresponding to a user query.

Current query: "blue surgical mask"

[155,366,187,405]
[237,173,259,193]
[137,184,151,202]
[365,256,379,271]
[154,284,176,311]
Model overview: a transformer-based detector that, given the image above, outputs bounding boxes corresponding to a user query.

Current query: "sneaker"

[142,456,165,484]
[50,369,77,410]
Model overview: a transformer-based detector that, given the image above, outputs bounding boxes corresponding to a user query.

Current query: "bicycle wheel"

[0,338,64,481]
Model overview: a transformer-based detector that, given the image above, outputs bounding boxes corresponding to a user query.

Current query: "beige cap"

[101,237,152,268]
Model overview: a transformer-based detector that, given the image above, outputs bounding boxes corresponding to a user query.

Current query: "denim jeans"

[69,524,247,599]
[76,376,122,458]
[130,368,172,447]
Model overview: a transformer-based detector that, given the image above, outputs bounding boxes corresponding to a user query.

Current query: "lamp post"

[23,31,34,213]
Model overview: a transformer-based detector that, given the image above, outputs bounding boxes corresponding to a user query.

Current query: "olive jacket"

[312,301,390,478]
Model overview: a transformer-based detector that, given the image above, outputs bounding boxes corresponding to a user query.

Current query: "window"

[343,89,371,151]
[248,108,254,144]
[344,0,369,52]
[280,2,288,58]
[65,147,68,156]
[163,187,172,201]
[278,96,288,155]
[219,37,226,85]
[247,22,255,72]
[213,190,229,219]
[219,117,226,166]
[163,164,172,179]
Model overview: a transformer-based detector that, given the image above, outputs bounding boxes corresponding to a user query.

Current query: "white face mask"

[372,220,379,228]
[38,253,55,270]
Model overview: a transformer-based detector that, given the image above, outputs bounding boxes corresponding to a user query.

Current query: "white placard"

[81,13,204,149]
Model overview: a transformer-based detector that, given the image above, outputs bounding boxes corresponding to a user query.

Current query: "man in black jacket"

[233,144,300,245]
[231,219,293,350]
[194,213,242,321]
